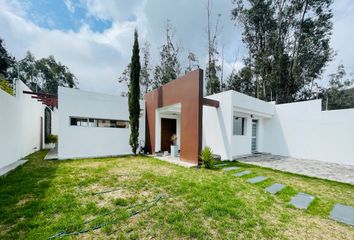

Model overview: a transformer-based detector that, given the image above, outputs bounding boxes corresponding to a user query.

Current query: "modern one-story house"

[57,69,354,166]
[1,69,353,171]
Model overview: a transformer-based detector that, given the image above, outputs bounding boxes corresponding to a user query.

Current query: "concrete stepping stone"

[215,163,228,167]
[330,204,354,226]
[222,166,240,172]
[265,183,286,194]
[289,192,315,209]
[247,176,268,184]
[233,170,251,177]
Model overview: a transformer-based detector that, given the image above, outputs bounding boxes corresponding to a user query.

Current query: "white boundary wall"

[58,87,145,159]
[263,100,354,165]
[0,80,46,168]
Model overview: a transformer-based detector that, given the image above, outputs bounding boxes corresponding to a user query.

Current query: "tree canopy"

[231,0,334,103]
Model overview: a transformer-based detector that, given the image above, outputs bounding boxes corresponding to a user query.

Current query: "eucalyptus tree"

[153,20,181,88]
[232,0,334,103]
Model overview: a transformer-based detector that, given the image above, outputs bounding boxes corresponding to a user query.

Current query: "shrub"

[0,78,13,96]
[45,134,58,144]
[200,146,215,169]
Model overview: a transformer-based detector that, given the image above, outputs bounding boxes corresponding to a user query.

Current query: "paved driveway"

[237,154,354,185]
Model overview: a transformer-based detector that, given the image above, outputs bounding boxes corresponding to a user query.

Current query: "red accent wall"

[145,69,203,164]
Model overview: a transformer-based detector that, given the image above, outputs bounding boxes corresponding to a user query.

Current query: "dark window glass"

[70,117,129,128]
[233,116,245,135]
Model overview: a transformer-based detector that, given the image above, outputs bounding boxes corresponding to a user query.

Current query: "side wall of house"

[0,80,45,169]
[58,87,145,159]
[263,100,354,165]
[230,91,274,158]
[203,91,233,160]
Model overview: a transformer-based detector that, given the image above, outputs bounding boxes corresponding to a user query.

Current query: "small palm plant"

[200,146,215,169]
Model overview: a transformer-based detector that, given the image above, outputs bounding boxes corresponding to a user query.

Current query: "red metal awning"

[23,91,58,108]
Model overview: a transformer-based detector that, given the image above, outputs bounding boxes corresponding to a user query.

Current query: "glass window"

[233,116,246,135]
[70,117,129,128]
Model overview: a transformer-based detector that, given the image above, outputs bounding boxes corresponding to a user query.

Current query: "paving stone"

[289,192,315,209]
[247,176,268,184]
[222,166,240,172]
[215,163,228,167]
[233,170,251,177]
[265,183,286,194]
[330,204,354,226]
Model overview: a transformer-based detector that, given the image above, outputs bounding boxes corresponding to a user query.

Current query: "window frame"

[69,117,129,129]
[233,116,246,136]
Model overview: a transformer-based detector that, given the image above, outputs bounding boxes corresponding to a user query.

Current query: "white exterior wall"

[263,100,354,165]
[0,80,46,168]
[203,91,233,159]
[58,87,145,159]
[203,91,274,160]
[230,92,274,157]
[51,108,59,135]
[204,90,354,165]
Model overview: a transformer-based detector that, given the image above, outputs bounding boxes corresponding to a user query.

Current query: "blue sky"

[25,0,112,32]
[0,0,353,94]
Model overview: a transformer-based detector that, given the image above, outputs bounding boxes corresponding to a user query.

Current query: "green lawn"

[0,150,353,239]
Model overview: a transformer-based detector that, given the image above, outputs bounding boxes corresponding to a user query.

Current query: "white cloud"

[64,0,75,14]
[0,0,353,95]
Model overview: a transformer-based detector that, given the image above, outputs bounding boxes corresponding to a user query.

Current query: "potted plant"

[45,134,58,149]
[170,134,178,157]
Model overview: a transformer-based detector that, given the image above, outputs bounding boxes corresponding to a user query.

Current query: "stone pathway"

[215,163,228,167]
[330,204,354,226]
[220,164,354,227]
[233,170,251,177]
[222,166,240,172]
[265,183,286,194]
[237,154,354,185]
[44,145,58,160]
[247,176,268,184]
[289,192,315,209]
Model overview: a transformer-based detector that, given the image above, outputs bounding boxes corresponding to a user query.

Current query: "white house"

[204,90,354,166]
[1,70,354,172]
[0,80,57,170]
[58,87,145,159]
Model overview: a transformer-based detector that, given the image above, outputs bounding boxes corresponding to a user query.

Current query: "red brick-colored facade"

[144,69,203,164]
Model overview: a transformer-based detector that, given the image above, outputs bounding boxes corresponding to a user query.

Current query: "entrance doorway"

[251,119,258,153]
[161,118,177,152]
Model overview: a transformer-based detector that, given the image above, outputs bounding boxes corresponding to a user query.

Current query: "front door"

[251,119,258,153]
[161,118,177,152]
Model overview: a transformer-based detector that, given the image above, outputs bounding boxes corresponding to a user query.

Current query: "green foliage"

[200,146,215,169]
[231,0,334,103]
[129,29,141,155]
[6,51,78,94]
[45,134,58,144]
[0,151,353,239]
[185,51,199,73]
[0,77,13,95]
[118,42,152,98]
[320,65,354,110]
[0,38,15,79]
[153,21,181,88]
[226,66,254,96]
[206,60,221,95]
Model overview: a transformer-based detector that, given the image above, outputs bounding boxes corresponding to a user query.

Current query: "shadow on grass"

[0,150,60,238]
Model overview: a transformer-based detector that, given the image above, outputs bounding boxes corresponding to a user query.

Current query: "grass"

[0,151,353,239]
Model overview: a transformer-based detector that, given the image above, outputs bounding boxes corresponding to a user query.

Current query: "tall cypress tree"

[129,29,141,154]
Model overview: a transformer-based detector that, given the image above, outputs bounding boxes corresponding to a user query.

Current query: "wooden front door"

[161,118,176,152]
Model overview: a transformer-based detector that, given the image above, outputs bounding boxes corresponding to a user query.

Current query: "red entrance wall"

[145,69,203,165]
